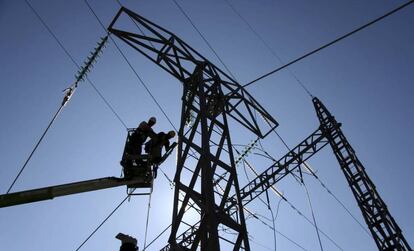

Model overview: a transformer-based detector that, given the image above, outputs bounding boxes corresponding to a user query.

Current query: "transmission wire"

[303,181,324,251]
[84,0,178,132]
[6,104,63,193]
[241,160,309,251]
[8,0,127,193]
[254,138,344,250]
[21,2,177,250]
[302,163,372,237]
[243,0,414,89]
[81,3,212,250]
[262,114,371,237]
[24,0,127,130]
[84,0,180,215]
[75,192,132,251]
[223,0,313,97]
[171,0,238,81]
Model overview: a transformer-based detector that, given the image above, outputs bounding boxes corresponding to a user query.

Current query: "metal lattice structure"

[107,7,412,251]
[314,97,412,251]
[108,7,278,250]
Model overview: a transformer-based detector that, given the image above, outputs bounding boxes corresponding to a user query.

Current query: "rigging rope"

[243,0,414,89]
[142,183,154,250]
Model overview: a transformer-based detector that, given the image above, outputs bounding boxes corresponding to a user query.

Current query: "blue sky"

[0,0,413,250]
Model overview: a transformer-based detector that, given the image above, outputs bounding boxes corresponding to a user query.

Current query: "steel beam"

[161,127,331,250]
[314,97,412,251]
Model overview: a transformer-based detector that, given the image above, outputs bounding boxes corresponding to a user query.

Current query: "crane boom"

[0,176,150,208]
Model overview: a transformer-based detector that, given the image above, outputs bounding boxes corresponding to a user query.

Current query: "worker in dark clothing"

[129,117,157,156]
[122,117,157,168]
[144,130,176,178]
[116,233,138,251]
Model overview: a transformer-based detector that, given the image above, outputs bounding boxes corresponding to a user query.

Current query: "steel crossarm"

[228,127,330,210]
[108,7,278,138]
[160,127,331,250]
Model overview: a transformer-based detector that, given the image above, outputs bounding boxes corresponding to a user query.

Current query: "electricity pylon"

[108,7,278,250]
[314,97,412,251]
[108,7,411,251]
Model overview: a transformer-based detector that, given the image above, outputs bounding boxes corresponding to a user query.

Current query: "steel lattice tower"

[107,7,412,251]
[108,8,278,250]
[314,97,412,251]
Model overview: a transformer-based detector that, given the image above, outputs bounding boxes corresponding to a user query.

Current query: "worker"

[144,130,176,178]
[122,117,157,168]
[130,117,157,154]
[116,233,138,251]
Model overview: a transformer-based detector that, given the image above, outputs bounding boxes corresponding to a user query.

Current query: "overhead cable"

[253,140,344,250]
[243,0,414,89]
[24,0,127,130]
[171,0,238,81]
[6,104,63,193]
[75,192,133,251]
[301,162,372,237]
[8,0,126,194]
[260,113,373,237]
[303,182,324,251]
[84,0,178,132]
[241,161,308,251]
[84,0,179,180]
[223,0,313,97]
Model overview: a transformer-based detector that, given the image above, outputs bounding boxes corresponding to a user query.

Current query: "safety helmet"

[167,130,176,138]
[148,117,156,124]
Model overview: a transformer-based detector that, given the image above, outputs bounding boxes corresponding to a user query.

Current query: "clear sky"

[0,0,413,250]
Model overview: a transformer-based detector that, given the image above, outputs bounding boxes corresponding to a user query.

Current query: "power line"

[253,139,344,250]
[260,116,375,238]
[171,0,238,81]
[6,104,63,193]
[8,0,127,193]
[83,0,178,132]
[241,160,306,251]
[24,0,128,130]
[303,182,324,251]
[243,0,414,89]
[301,162,372,237]
[75,192,132,251]
[84,0,179,184]
[223,0,313,97]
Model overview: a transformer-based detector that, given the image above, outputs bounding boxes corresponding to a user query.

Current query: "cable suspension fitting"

[235,138,259,166]
[6,35,109,194]
[63,35,109,107]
